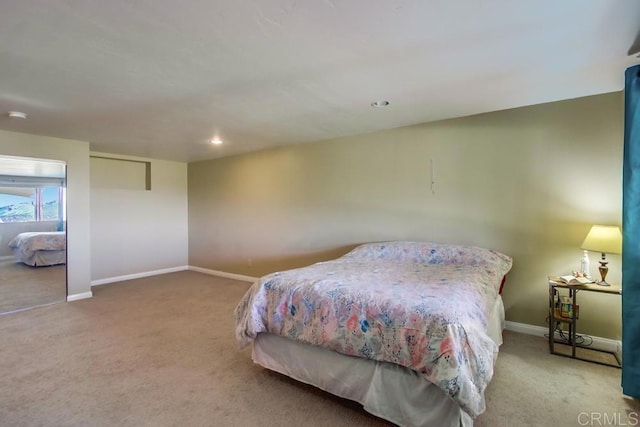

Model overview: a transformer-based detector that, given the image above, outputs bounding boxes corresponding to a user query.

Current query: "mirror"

[0,155,67,314]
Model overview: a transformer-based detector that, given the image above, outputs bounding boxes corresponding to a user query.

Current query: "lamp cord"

[544,316,594,347]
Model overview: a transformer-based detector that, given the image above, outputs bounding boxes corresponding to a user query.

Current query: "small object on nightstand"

[580,250,590,277]
[559,296,579,319]
[553,275,593,285]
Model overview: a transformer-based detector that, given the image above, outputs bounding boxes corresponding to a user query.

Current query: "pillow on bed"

[344,241,513,283]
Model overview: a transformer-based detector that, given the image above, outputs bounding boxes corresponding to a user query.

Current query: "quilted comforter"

[234,241,512,417]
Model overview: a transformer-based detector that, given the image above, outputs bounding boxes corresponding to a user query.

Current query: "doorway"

[0,155,67,314]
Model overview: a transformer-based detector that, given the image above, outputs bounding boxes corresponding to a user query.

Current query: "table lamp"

[580,225,622,286]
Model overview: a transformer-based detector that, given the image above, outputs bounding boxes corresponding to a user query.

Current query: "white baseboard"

[90,265,256,286]
[90,265,189,286]
[67,291,93,302]
[84,265,253,298]
[505,320,621,353]
[188,265,257,283]
[0,255,14,262]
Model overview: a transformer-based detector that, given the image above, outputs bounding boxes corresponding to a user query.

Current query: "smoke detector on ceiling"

[8,111,27,119]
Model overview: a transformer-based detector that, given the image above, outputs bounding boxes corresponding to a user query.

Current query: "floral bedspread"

[234,241,512,418]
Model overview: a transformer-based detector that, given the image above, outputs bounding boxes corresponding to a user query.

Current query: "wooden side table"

[548,277,622,368]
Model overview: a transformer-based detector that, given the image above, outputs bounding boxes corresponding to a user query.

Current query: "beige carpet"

[0,271,637,426]
[0,260,66,314]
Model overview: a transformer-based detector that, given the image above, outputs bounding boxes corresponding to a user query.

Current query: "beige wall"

[0,130,91,297]
[188,92,623,340]
[90,152,188,281]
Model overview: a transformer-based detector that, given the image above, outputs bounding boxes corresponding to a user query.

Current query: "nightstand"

[548,277,621,368]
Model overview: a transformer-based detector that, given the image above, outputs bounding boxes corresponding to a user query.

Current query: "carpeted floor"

[0,260,66,314]
[0,271,637,426]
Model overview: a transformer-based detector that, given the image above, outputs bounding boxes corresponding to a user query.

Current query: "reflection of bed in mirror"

[8,231,66,266]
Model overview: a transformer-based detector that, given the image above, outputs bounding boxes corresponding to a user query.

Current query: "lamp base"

[596,258,610,286]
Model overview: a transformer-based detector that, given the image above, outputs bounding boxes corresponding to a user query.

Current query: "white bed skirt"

[17,249,66,267]
[252,296,505,427]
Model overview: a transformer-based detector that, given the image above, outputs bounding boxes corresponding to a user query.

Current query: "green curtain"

[623,64,640,398]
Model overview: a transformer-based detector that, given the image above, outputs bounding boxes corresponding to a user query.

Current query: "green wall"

[188,92,623,340]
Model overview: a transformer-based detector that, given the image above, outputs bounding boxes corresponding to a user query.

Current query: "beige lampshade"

[581,225,622,254]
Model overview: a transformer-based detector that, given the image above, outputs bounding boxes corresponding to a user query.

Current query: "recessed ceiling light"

[371,100,390,108]
[8,111,27,119]
[210,137,223,145]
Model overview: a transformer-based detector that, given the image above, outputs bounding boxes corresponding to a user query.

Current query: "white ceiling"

[0,1,639,163]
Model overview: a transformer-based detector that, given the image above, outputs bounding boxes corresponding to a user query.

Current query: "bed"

[234,241,512,427]
[7,231,66,267]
